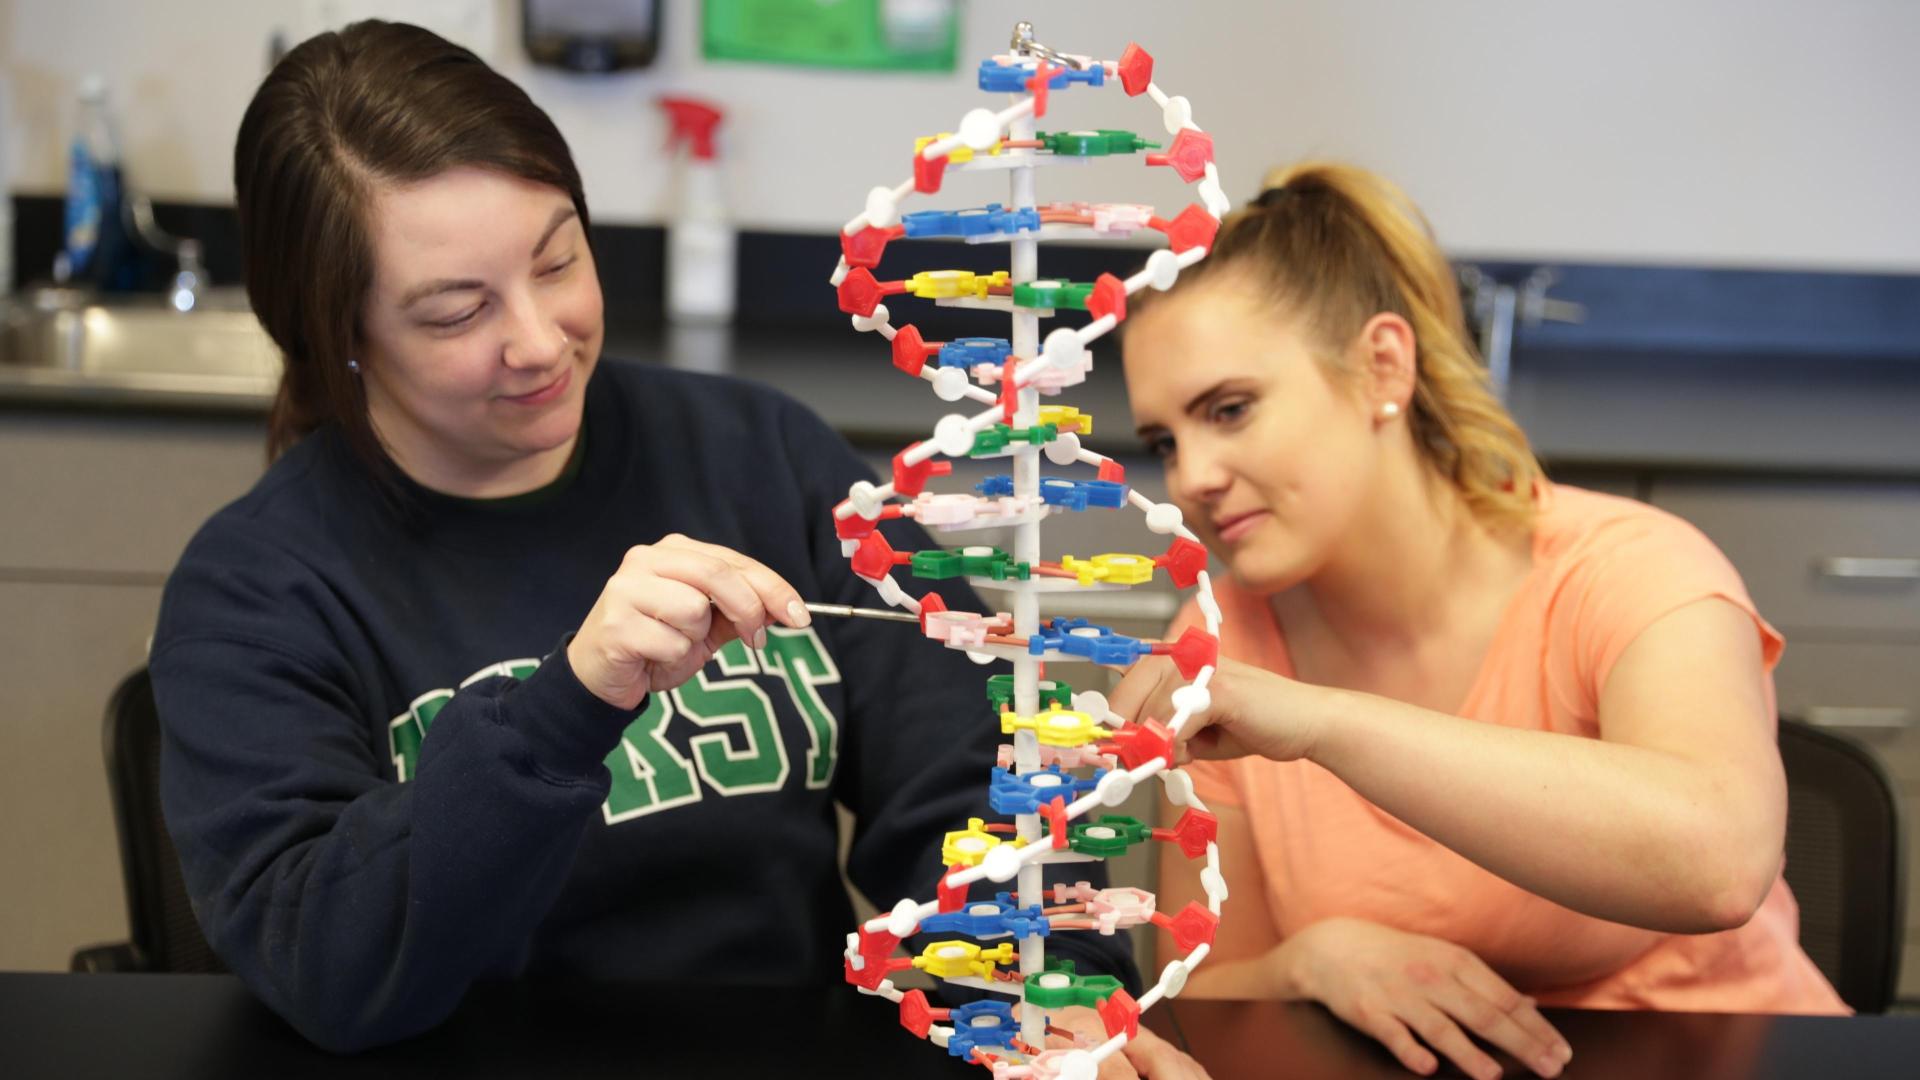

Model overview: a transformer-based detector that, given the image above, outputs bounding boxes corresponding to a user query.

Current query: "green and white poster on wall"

[703,0,958,72]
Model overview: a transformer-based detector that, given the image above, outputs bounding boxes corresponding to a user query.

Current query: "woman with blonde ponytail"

[1113,162,1844,1079]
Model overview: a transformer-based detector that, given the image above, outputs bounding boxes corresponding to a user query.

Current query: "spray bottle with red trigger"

[658,97,734,332]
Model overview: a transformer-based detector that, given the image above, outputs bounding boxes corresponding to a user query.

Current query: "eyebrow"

[530,206,579,259]
[1134,379,1244,439]
[397,207,579,310]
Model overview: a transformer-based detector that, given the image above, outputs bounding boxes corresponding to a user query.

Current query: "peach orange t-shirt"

[1177,484,1846,1014]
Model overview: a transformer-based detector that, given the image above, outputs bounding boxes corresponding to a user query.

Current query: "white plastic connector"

[1156,958,1192,1000]
[886,897,922,938]
[1162,768,1196,808]
[1196,571,1222,632]
[1201,860,1229,910]
[872,574,910,609]
[830,257,851,287]
[1042,326,1087,373]
[1044,432,1082,466]
[1171,683,1211,716]
[933,414,975,456]
[1070,689,1110,721]
[1161,94,1193,134]
[864,185,902,229]
[933,366,971,402]
[982,843,1023,883]
[1198,161,1231,218]
[958,107,1004,151]
[851,304,891,333]
[1143,248,1181,291]
[1144,502,1183,534]
[1075,314,1118,346]
[1094,769,1134,806]
[847,480,884,520]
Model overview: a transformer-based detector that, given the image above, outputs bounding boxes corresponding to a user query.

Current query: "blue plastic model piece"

[1028,618,1155,665]
[938,337,1013,368]
[977,58,1106,93]
[903,203,1041,240]
[988,765,1104,816]
[1038,477,1130,512]
[975,474,1016,498]
[944,1000,1024,1058]
[919,896,1052,941]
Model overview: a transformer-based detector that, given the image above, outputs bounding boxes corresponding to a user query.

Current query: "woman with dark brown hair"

[147,22,1195,1070]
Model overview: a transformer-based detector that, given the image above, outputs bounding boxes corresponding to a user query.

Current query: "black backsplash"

[12,195,1918,362]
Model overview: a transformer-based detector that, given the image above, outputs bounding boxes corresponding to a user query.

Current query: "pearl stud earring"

[1379,401,1400,419]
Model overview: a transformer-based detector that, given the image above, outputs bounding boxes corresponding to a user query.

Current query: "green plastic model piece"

[1023,958,1124,1009]
[910,547,1032,582]
[970,423,1060,456]
[986,674,1074,712]
[1012,280,1094,311]
[1068,815,1154,858]
[1037,129,1159,157]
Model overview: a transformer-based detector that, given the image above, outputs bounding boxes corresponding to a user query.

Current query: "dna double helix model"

[831,22,1231,1079]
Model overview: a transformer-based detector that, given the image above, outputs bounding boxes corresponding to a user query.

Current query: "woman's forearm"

[1305,689,1779,934]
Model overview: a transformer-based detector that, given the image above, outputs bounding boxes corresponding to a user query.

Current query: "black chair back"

[99,668,226,973]
[1779,718,1904,1013]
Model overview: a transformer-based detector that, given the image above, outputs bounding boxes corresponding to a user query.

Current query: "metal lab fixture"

[1457,265,1587,400]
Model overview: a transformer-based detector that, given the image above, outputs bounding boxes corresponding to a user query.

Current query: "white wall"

[3,0,1917,270]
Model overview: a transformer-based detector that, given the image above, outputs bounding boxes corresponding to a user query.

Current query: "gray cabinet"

[0,410,264,971]
[1645,475,1920,1000]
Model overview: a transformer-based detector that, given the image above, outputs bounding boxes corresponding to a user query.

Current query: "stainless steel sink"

[0,287,281,407]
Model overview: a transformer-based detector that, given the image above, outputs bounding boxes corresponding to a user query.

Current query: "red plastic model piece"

[1027,59,1056,118]
[844,924,905,990]
[1101,719,1174,771]
[1040,795,1070,849]
[900,989,952,1037]
[914,150,949,194]
[893,443,953,496]
[1152,902,1220,952]
[1145,129,1215,185]
[1097,459,1127,484]
[891,324,939,377]
[1152,203,1220,255]
[1000,363,1019,424]
[936,859,968,911]
[1117,43,1154,97]
[1155,537,1208,588]
[1167,626,1219,680]
[837,266,905,317]
[1096,988,1141,1040]
[1086,272,1128,324]
[850,531,897,580]
[1155,808,1218,860]
[840,224,902,269]
[917,590,949,635]
[835,511,881,541]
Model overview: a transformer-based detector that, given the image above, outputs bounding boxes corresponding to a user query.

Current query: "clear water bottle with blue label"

[58,75,133,289]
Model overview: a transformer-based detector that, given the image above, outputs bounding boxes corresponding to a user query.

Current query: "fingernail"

[788,599,811,627]
[1535,1056,1560,1077]
[1557,1042,1574,1062]
[751,626,768,649]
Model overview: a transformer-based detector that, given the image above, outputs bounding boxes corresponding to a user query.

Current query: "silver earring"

[347,358,361,374]
[1380,401,1400,419]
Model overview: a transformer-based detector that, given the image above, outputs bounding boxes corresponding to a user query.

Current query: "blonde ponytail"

[1139,161,1542,532]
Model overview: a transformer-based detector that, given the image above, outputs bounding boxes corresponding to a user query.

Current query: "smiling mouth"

[1213,510,1269,541]
[501,365,570,404]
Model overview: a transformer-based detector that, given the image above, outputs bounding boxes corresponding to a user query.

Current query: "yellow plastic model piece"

[1059,553,1156,587]
[913,940,1017,980]
[1001,706,1103,747]
[1037,405,1092,435]
[916,133,1002,163]
[906,269,1012,300]
[942,816,1008,866]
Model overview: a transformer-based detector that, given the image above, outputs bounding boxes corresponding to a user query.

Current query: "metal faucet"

[127,193,206,311]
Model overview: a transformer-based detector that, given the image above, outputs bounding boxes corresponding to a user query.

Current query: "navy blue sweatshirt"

[150,359,1138,1052]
